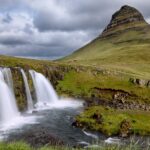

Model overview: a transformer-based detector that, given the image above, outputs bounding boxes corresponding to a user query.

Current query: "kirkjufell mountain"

[101,5,148,37]
[61,5,150,77]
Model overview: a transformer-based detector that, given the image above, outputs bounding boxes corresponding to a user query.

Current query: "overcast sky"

[0,0,150,59]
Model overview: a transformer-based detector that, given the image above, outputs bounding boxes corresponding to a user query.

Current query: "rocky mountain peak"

[101,5,148,37]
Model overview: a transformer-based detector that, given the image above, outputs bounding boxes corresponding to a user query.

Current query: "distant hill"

[60,5,150,78]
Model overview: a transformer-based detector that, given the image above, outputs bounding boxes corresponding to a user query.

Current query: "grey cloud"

[2,13,12,23]
[0,44,71,57]
[0,37,30,46]
[23,24,34,34]
[0,29,89,57]
[33,1,113,32]
[33,0,150,33]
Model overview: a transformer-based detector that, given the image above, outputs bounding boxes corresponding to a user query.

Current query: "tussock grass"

[0,141,31,150]
[0,141,149,150]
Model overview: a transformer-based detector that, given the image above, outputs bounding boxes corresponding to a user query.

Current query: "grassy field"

[57,70,150,104]
[60,26,150,79]
[0,55,55,70]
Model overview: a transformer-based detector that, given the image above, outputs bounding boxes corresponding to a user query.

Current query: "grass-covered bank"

[0,141,149,150]
[57,70,150,105]
[76,106,150,136]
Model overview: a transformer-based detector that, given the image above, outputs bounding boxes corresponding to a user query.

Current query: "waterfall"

[2,68,15,95]
[29,70,58,106]
[21,69,34,111]
[0,68,20,125]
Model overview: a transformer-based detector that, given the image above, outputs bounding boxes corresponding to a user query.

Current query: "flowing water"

[21,69,34,111]
[29,70,58,108]
[7,107,104,147]
[2,68,15,96]
[0,68,20,127]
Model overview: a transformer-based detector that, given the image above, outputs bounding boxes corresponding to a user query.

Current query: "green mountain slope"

[60,5,150,78]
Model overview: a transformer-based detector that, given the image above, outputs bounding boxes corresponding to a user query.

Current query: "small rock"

[32,110,38,114]
[72,121,78,127]
[119,119,131,137]
[136,79,147,87]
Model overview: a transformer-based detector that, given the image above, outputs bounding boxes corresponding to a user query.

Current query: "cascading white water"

[29,70,83,109]
[29,70,58,106]
[2,68,15,95]
[0,67,82,140]
[21,69,34,111]
[0,68,20,125]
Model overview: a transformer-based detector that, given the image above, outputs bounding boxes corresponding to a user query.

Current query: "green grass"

[57,70,150,104]
[76,106,150,136]
[60,26,150,79]
[0,141,148,150]
[0,141,32,150]
[0,55,55,71]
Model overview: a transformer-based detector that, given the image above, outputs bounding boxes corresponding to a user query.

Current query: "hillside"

[60,5,150,78]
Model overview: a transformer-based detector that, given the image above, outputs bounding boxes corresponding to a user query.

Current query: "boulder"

[135,79,147,86]
[119,119,131,137]
[129,78,148,87]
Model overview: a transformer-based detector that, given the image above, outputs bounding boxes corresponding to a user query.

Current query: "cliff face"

[101,5,149,37]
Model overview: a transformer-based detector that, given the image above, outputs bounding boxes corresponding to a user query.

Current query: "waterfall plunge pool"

[0,98,107,148]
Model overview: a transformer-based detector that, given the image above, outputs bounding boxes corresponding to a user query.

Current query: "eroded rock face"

[101,5,148,37]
